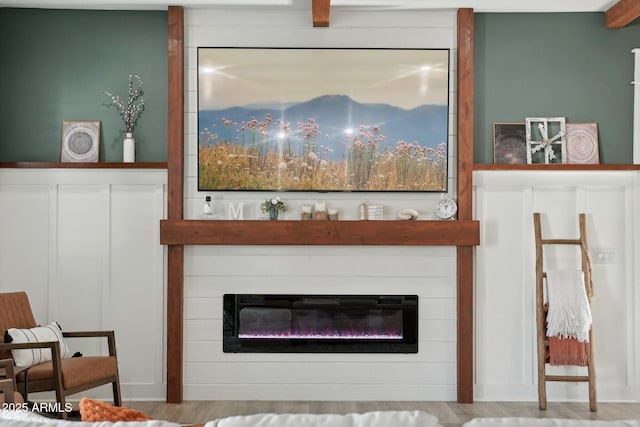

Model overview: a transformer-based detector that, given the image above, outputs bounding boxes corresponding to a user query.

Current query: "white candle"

[302,205,312,213]
[315,201,326,212]
[328,208,338,215]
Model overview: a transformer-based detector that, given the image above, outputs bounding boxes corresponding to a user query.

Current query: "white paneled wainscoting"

[0,168,167,401]
[474,170,640,403]
[2,167,640,403]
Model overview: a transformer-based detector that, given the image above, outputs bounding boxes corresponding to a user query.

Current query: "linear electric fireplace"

[223,294,418,353]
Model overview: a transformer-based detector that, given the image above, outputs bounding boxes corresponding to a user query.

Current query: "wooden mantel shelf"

[473,163,640,171]
[160,219,480,246]
[0,162,167,169]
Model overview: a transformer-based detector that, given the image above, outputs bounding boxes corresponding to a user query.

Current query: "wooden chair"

[0,358,24,404]
[0,292,121,417]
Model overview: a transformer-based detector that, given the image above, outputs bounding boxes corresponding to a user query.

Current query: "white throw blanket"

[545,269,592,343]
[464,417,640,427]
[0,410,180,427]
[207,411,441,427]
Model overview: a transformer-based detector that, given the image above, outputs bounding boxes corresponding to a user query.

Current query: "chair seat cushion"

[18,356,117,389]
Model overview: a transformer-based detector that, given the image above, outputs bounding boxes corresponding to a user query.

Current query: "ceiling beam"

[312,0,330,27]
[605,0,640,28]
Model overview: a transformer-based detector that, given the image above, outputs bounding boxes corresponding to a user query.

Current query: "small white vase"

[123,132,135,163]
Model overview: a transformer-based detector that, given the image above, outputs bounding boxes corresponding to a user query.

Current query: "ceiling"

[0,0,622,12]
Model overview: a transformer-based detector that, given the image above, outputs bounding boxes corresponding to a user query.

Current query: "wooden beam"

[456,7,475,404]
[605,0,640,28]
[168,6,184,221]
[167,5,184,404]
[312,0,330,27]
[160,220,481,246]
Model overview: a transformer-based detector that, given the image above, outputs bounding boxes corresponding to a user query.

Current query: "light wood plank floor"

[124,401,640,427]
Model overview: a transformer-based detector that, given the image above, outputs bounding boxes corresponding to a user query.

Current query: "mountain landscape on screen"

[198,94,448,192]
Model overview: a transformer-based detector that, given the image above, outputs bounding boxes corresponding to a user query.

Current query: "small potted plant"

[261,197,287,220]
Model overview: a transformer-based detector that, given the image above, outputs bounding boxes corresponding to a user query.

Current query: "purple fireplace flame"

[237,306,403,340]
[238,329,403,340]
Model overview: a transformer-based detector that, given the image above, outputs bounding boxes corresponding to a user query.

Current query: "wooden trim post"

[167,5,185,404]
[456,7,475,403]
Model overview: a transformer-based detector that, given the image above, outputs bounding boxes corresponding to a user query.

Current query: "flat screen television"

[198,47,450,193]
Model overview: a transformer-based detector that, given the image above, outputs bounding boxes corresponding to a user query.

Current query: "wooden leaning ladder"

[533,212,597,412]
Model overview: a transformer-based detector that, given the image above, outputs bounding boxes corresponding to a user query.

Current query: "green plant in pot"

[261,197,287,220]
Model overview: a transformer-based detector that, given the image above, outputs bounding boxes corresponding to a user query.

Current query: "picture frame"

[525,117,567,164]
[197,47,450,192]
[566,122,599,164]
[61,120,100,162]
[493,123,527,164]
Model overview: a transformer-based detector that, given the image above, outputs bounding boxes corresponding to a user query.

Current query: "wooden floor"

[124,401,640,427]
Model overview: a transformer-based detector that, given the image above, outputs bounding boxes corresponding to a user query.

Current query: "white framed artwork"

[61,120,100,162]
[526,117,566,164]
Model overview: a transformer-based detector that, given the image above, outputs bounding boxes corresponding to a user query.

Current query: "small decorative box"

[366,204,384,220]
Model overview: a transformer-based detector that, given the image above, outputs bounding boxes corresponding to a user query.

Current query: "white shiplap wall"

[182,5,460,400]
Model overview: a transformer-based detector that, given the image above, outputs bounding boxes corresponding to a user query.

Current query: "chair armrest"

[62,331,114,338]
[62,331,117,357]
[0,341,63,376]
[0,341,58,352]
[0,378,16,403]
[0,358,15,379]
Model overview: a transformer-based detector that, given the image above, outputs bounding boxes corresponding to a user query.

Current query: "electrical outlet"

[592,247,615,265]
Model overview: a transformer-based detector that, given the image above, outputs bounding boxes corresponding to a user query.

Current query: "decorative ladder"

[533,212,597,412]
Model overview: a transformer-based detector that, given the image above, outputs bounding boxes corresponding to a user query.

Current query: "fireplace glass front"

[223,294,418,353]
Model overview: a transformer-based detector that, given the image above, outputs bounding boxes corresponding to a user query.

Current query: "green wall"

[0,8,168,162]
[2,10,637,164]
[474,13,640,164]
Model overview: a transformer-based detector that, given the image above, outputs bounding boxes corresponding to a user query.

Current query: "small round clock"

[434,194,457,220]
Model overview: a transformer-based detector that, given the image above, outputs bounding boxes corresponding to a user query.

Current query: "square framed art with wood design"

[566,122,599,164]
[493,123,527,164]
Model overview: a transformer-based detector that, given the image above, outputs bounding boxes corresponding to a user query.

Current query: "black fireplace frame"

[223,294,418,353]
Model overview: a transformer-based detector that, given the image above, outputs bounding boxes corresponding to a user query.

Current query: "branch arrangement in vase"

[104,74,145,134]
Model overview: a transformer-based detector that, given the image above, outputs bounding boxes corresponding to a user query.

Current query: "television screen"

[198,47,450,192]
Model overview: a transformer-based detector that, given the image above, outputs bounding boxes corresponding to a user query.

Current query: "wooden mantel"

[164,6,477,404]
[160,219,480,246]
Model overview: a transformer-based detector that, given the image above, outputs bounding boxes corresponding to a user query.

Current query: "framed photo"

[61,120,100,162]
[493,123,527,164]
[566,122,599,164]
[198,47,450,192]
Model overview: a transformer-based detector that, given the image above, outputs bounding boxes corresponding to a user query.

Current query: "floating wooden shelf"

[0,162,168,169]
[160,219,480,246]
[473,163,640,171]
